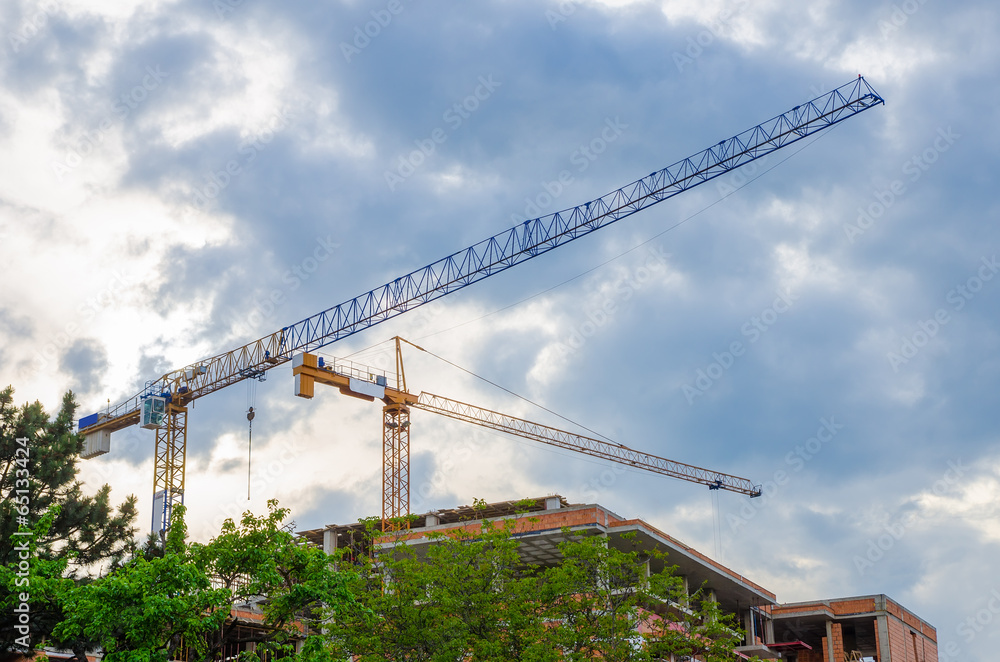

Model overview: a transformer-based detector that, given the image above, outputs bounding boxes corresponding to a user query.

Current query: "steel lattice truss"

[82,77,883,435]
[414,392,761,497]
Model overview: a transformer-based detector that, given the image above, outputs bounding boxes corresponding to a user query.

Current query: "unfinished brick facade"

[772,595,938,662]
[301,495,938,661]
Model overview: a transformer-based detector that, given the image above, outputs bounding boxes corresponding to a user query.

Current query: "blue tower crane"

[78,77,884,533]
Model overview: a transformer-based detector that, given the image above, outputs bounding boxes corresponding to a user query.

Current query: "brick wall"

[772,601,834,617]
[392,505,612,542]
[831,597,877,615]
[796,644,826,662]
[885,610,939,662]
[830,622,845,662]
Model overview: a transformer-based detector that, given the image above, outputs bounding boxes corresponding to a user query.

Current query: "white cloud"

[4,3,999,658]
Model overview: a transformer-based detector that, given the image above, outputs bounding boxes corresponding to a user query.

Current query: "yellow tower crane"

[292,337,761,530]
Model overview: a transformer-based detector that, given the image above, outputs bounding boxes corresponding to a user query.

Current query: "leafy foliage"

[52,505,231,662]
[52,501,358,662]
[324,500,756,662]
[0,387,138,569]
[326,499,553,661]
[0,386,138,654]
[193,499,358,659]
[0,386,755,662]
[0,507,80,655]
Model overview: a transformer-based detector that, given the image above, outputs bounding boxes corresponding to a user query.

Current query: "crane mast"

[77,77,884,533]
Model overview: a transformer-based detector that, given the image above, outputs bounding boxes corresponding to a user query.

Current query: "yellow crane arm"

[412,392,762,498]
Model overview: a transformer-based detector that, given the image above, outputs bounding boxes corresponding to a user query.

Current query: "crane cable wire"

[397,127,841,523]
[408,342,624,447]
[246,378,257,501]
[712,487,723,560]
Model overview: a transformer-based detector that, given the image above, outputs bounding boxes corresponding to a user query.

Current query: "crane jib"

[81,77,883,431]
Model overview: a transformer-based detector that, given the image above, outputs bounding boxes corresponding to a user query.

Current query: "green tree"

[640,583,751,662]
[324,503,756,662]
[52,505,231,662]
[327,502,555,662]
[0,506,79,656]
[195,499,358,660]
[543,532,755,661]
[0,386,138,654]
[323,502,756,662]
[409,507,553,661]
[540,532,670,661]
[544,532,755,662]
[52,501,358,662]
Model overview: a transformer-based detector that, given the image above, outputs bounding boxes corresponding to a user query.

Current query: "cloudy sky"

[2,0,998,657]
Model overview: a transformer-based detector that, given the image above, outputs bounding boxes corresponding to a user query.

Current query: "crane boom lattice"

[75,78,884,533]
[413,392,761,498]
[80,77,884,439]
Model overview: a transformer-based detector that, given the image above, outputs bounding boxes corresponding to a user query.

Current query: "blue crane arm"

[81,76,883,432]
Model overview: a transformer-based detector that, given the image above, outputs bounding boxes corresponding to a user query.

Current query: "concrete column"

[877,615,892,662]
[323,528,337,555]
[636,556,650,590]
[744,610,755,645]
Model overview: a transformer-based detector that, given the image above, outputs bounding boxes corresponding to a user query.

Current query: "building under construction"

[70,76,918,660]
[300,494,938,662]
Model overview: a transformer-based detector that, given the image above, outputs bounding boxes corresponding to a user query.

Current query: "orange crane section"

[292,338,761,530]
[292,345,419,526]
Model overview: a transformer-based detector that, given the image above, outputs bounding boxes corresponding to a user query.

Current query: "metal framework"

[382,404,411,526]
[152,405,187,533]
[293,344,761,529]
[80,77,884,435]
[76,78,884,531]
[413,392,761,497]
